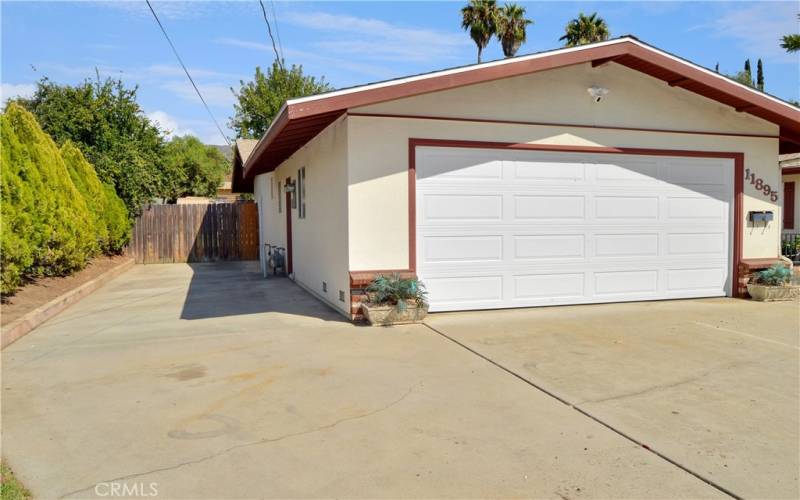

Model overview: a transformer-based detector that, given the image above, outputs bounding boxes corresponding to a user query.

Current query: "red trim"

[285,176,293,275]
[409,138,746,298]
[784,181,796,230]
[349,112,778,141]
[783,167,800,176]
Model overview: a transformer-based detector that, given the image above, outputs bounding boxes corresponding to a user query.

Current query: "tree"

[1,104,96,293]
[560,12,610,47]
[715,62,719,73]
[461,0,498,63]
[495,3,533,58]
[756,59,764,91]
[12,77,166,215]
[781,15,800,52]
[162,136,229,201]
[743,59,752,83]
[229,61,333,139]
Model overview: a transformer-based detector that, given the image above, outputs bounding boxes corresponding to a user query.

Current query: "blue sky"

[2,1,798,145]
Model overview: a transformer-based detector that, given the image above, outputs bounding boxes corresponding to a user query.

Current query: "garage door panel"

[595,196,659,219]
[422,194,503,221]
[595,158,660,184]
[514,195,585,220]
[666,196,726,220]
[514,234,585,260]
[424,275,504,304]
[594,270,659,296]
[666,267,727,292]
[510,160,586,181]
[514,273,585,299]
[422,235,502,263]
[416,147,733,312]
[595,233,659,257]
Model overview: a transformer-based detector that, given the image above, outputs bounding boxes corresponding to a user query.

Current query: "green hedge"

[61,142,130,253]
[1,104,130,294]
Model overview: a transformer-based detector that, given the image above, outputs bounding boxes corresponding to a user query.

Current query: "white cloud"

[1,83,36,102]
[698,3,799,63]
[282,11,469,63]
[97,1,208,20]
[146,110,196,139]
[216,37,272,52]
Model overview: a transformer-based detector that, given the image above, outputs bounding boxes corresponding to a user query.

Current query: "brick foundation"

[738,258,790,297]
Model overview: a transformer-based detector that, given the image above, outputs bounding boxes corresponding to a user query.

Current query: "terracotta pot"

[747,283,800,302]
[361,301,428,326]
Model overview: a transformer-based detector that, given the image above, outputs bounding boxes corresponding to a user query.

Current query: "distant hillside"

[211,144,233,163]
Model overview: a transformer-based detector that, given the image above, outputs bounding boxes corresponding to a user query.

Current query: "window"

[298,167,306,219]
[278,180,282,213]
[784,181,795,230]
[270,176,274,200]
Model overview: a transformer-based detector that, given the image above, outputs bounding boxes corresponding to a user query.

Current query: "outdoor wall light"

[587,85,610,103]
[284,180,296,193]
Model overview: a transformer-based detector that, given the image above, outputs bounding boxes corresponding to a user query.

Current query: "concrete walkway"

[0,262,768,498]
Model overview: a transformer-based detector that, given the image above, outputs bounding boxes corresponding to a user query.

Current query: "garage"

[415,145,734,312]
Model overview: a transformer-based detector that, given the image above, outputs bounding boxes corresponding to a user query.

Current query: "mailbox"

[748,211,774,223]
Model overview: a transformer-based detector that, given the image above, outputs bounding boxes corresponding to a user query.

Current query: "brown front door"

[285,177,293,275]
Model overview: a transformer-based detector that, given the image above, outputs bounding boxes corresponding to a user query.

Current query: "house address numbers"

[744,168,778,202]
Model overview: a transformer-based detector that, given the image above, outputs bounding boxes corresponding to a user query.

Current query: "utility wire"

[258,0,283,69]
[269,0,284,62]
[144,0,230,146]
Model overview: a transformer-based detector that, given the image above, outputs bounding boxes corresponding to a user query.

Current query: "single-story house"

[233,36,800,320]
[781,153,799,234]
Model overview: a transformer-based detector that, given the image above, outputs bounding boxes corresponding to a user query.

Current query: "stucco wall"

[782,173,800,233]
[347,62,781,271]
[254,116,350,315]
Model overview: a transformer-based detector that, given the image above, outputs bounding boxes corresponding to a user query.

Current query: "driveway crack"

[58,384,417,499]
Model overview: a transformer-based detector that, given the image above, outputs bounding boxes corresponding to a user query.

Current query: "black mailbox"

[748,211,774,223]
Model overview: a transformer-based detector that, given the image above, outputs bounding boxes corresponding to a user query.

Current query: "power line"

[258,0,283,69]
[269,0,284,62]
[144,0,230,146]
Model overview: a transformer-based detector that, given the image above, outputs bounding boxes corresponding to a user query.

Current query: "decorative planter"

[361,301,429,326]
[747,283,800,302]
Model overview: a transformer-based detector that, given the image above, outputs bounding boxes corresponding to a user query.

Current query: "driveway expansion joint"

[422,321,742,500]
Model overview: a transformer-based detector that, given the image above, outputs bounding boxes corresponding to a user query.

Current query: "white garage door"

[415,147,733,312]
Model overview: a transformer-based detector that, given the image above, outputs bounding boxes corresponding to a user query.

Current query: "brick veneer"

[349,270,416,321]
[738,258,789,297]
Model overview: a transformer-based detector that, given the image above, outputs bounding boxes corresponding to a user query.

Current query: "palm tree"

[559,12,610,47]
[782,16,800,52]
[461,0,498,63]
[495,3,533,58]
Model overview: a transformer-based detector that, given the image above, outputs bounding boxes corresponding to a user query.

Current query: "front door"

[285,177,293,275]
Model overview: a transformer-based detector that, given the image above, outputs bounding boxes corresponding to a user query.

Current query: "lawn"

[1,462,31,500]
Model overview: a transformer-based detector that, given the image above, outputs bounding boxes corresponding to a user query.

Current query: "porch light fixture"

[284,180,296,193]
[587,85,609,103]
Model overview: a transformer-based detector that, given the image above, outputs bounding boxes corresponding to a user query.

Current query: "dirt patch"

[1,255,130,327]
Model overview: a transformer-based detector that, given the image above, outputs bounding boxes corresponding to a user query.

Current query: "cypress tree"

[715,62,719,73]
[756,59,764,91]
[744,59,752,86]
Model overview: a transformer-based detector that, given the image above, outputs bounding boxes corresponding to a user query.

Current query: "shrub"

[61,142,130,252]
[753,264,792,286]
[0,104,96,294]
[365,274,428,311]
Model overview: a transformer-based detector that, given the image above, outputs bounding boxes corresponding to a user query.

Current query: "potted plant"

[747,264,799,302]
[361,274,429,326]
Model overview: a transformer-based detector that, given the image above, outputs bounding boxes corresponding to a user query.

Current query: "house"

[781,154,799,233]
[233,37,800,320]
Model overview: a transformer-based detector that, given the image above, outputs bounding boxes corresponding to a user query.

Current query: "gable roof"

[230,138,258,192]
[243,36,800,180]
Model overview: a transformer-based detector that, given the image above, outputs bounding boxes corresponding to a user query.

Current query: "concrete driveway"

[0,262,794,499]
[426,298,800,499]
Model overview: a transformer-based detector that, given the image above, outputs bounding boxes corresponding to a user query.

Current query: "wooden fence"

[129,202,259,264]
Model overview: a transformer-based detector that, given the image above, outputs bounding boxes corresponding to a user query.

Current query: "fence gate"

[129,202,259,264]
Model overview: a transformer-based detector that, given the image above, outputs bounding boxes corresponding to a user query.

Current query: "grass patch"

[1,462,31,500]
